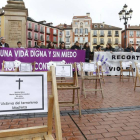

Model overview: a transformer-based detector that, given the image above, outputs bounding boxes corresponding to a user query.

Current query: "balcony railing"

[115,34,119,37]
[34,28,38,32]
[130,35,134,37]
[108,42,112,44]
[93,34,97,37]
[41,38,44,42]
[28,26,32,30]
[100,34,104,37]
[114,42,119,45]
[66,34,70,37]
[28,45,31,48]
[100,42,104,45]
[108,34,112,37]
[34,37,38,41]
[93,42,97,45]
[53,41,57,44]
[53,33,57,36]
[46,40,50,43]
[40,30,44,33]
[137,35,140,37]
[28,36,32,40]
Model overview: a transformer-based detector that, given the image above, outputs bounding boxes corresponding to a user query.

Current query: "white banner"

[0,72,47,115]
[94,52,140,75]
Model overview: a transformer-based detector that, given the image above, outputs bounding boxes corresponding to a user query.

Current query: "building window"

[85,28,88,34]
[80,28,83,34]
[0,17,1,25]
[100,38,104,44]
[53,29,57,35]
[108,38,111,43]
[93,30,97,36]
[85,37,88,42]
[34,33,38,40]
[93,38,97,44]
[129,31,134,37]
[28,22,32,29]
[75,28,78,34]
[115,38,118,44]
[28,41,31,47]
[47,28,50,33]
[28,32,32,39]
[40,34,44,41]
[66,31,70,35]
[100,30,104,36]
[80,22,83,26]
[46,35,50,41]
[100,25,103,28]
[75,37,78,42]
[66,38,70,43]
[80,37,83,43]
[75,22,78,25]
[53,36,56,42]
[35,25,38,31]
[40,26,44,33]
[59,31,62,36]
[129,38,134,44]
[136,38,140,44]
[35,42,37,46]
[94,25,97,28]
[108,30,112,36]
[85,22,88,25]
[136,31,140,37]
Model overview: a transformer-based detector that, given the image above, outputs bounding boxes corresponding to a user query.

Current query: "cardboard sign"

[19,63,32,72]
[55,64,72,77]
[83,63,95,72]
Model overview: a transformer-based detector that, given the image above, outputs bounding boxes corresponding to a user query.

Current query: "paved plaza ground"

[1,76,140,140]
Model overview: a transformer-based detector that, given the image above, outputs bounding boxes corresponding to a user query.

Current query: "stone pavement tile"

[122,126,139,131]
[106,127,123,132]
[66,136,85,140]
[85,134,104,139]
[102,132,121,138]
[98,138,116,140]
[118,130,137,135]
[90,128,108,134]
[115,135,135,140]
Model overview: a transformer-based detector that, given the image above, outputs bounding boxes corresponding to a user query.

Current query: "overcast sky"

[0,0,140,29]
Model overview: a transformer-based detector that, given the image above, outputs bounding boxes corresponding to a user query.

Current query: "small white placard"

[4,61,14,69]
[0,72,47,115]
[56,64,72,77]
[19,63,32,72]
[122,62,131,69]
[83,63,95,72]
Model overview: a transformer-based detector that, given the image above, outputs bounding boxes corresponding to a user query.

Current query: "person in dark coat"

[136,45,140,52]
[34,40,46,49]
[96,45,103,52]
[125,43,135,52]
[59,42,66,49]
[0,37,9,48]
[71,41,81,50]
[47,42,55,49]
[82,42,91,63]
[104,43,115,52]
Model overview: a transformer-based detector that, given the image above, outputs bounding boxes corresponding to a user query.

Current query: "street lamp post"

[119,4,133,49]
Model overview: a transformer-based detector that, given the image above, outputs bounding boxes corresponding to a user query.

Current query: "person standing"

[104,43,115,52]
[124,43,135,52]
[17,41,24,48]
[96,45,103,52]
[115,43,124,52]
[82,42,90,63]
[71,41,81,50]
[0,37,9,48]
[136,45,140,52]
[34,40,46,49]
[59,42,66,49]
[48,42,55,49]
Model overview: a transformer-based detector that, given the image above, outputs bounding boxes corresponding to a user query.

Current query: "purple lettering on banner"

[0,48,85,71]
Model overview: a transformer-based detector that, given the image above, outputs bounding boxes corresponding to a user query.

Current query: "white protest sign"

[94,52,140,75]
[55,64,73,77]
[0,72,47,115]
[4,61,14,69]
[20,63,32,72]
[122,62,131,69]
[83,63,95,72]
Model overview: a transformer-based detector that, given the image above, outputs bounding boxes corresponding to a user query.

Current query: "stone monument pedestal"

[2,1,28,48]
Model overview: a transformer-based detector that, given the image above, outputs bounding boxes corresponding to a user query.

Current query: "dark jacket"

[124,47,135,52]
[104,47,115,52]
[71,45,81,50]
[136,47,140,52]
[82,47,90,62]
[34,45,46,49]
[0,42,9,48]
